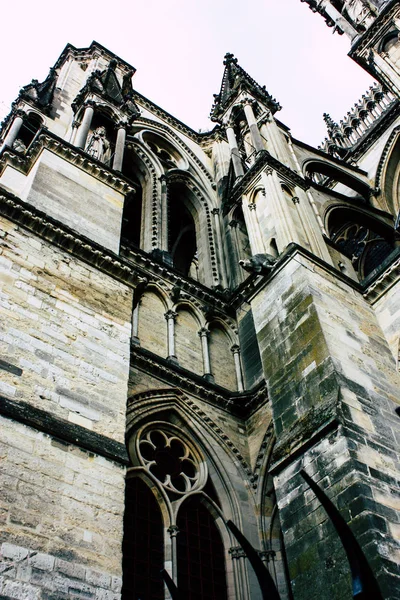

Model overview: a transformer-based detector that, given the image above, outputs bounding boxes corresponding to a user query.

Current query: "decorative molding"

[130,345,268,419]
[133,117,214,184]
[0,191,147,290]
[127,388,260,481]
[226,150,308,212]
[0,395,129,465]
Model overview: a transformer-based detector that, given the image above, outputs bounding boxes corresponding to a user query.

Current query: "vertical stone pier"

[250,247,400,600]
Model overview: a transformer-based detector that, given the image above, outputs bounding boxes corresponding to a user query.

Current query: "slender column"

[261,166,300,251]
[131,301,140,345]
[69,119,80,144]
[225,124,244,178]
[167,525,179,582]
[229,546,249,600]
[211,208,228,288]
[244,200,265,255]
[165,310,177,360]
[113,122,126,171]
[243,99,264,153]
[0,111,24,152]
[75,102,95,149]
[199,328,212,380]
[231,344,244,392]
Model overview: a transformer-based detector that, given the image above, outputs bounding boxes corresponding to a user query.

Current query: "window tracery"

[138,427,205,495]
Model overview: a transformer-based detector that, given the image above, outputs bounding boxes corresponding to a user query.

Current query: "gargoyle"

[239,254,277,274]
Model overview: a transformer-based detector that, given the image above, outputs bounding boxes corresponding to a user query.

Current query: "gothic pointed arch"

[378,127,400,218]
[326,205,396,278]
[303,159,371,200]
[167,172,219,286]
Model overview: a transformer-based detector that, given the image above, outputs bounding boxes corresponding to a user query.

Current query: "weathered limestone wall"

[0,150,125,253]
[0,216,132,440]
[251,251,400,600]
[0,416,125,600]
[373,278,400,363]
[0,216,133,598]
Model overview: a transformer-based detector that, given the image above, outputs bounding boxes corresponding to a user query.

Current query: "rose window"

[138,428,204,494]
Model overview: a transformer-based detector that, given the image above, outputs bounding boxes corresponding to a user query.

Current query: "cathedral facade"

[0,1,399,599]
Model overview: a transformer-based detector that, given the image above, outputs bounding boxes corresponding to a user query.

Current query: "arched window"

[177,498,228,600]
[168,183,198,277]
[328,209,395,278]
[122,477,164,600]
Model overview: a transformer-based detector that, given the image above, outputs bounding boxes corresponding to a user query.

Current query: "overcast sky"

[0,0,374,146]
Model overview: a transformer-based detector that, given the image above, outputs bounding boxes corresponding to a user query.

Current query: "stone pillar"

[225,124,244,178]
[165,310,177,361]
[75,103,95,149]
[69,119,80,144]
[0,111,24,153]
[243,200,265,255]
[231,344,244,392]
[113,122,126,171]
[243,99,264,153]
[199,328,212,380]
[167,525,179,582]
[250,249,400,600]
[229,546,249,600]
[261,166,300,252]
[131,302,140,345]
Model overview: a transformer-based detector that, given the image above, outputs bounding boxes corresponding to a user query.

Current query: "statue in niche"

[12,138,27,153]
[343,0,376,32]
[85,126,111,165]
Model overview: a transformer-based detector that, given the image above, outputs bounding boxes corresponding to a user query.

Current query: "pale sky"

[0,0,374,146]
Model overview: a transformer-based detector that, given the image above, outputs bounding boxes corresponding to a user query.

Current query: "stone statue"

[344,0,375,32]
[12,138,27,153]
[85,126,111,165]
[239,254,277,274]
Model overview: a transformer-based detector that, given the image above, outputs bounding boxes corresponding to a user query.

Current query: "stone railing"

[319,83,397,158]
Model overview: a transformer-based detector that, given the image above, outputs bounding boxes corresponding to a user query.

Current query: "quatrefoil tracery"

[138,428,203,495]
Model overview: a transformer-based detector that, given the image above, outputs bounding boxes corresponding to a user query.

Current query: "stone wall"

[0,416,125,600]
[0,216,132,440]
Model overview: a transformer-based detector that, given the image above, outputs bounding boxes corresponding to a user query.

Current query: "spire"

[210,53,281,122]
[323,112,339,132]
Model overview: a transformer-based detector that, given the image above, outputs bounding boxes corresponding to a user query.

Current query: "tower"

[0,6,399,600]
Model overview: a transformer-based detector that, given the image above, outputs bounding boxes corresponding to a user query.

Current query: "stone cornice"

[0,130,136,195]
[0,187,231,312]
[131,345,268,418]
[120,244,231,311]
[362,247,400,303]
[0,395,129,465]
[0,191,147,289]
